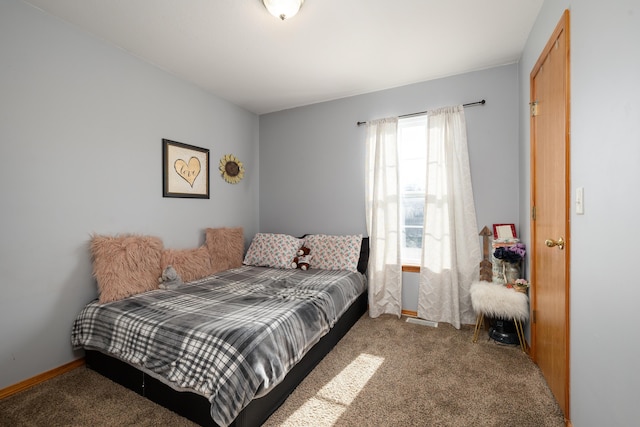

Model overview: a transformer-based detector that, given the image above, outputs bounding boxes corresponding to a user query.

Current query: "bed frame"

[85,290,368,427]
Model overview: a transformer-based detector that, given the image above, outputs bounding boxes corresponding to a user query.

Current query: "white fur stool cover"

[470,281,529,321]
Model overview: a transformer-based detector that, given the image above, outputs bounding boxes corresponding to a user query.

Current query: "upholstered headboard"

[357,237,370,274]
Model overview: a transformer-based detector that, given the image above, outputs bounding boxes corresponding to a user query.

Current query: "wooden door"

[530,10,571,419]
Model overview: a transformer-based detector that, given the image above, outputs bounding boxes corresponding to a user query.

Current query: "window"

[398,116,427,265]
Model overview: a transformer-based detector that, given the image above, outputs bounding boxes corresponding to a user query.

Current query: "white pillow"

[243,233,304,269]
[304,234,363,272]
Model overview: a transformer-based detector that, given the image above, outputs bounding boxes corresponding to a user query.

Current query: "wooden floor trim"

[0,358,85,400]
[402,309,418,317]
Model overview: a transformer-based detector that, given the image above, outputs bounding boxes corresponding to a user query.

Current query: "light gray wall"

[0,0,259,389]
[260,65,521,311]
[520,1,640,425]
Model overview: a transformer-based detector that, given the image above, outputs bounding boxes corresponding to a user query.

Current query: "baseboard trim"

[402,310,486,330]
[0,358,85,400]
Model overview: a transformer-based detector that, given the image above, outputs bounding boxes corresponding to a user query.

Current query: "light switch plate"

[576,187,584,215]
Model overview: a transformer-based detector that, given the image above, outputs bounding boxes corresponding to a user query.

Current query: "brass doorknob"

[545,237,565,250]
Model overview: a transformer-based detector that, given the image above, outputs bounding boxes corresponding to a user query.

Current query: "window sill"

[402,265,420,273]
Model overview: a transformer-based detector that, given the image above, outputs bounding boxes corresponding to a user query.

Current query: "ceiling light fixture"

[262,0,304,21]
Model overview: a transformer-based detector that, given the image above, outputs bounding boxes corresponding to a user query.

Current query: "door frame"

[529,8,571,419]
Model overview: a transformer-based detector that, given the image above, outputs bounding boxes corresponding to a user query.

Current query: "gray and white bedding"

[71,265,366,426]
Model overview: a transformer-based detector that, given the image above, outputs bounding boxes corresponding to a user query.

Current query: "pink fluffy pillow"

[90,234,163,303]
[161,246,212,283]
[205,227,245,274]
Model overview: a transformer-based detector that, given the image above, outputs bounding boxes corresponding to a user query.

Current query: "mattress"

[72,265,366,426]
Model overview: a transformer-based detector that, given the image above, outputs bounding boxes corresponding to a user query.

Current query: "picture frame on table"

[162,139,209,199]
[493,223,517,240]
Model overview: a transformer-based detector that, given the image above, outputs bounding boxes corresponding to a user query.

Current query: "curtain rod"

[356,99,486,126]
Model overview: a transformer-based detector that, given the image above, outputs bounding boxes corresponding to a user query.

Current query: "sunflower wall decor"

[219,154,245,184]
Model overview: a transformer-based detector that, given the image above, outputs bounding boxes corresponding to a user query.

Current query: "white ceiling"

[22,0,543,115]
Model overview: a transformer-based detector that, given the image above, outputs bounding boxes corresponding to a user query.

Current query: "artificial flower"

[493,243,526,263]
[219,154,245,184]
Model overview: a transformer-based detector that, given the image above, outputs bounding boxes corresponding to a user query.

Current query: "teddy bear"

[291,246,312,270]
[158,265,183,290]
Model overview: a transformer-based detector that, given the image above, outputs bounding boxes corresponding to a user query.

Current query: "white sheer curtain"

[417,105,481,329]
[365,118,402,318]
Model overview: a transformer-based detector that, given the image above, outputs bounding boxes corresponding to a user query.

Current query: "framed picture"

[493,223,517,240]
[162,139,209,199]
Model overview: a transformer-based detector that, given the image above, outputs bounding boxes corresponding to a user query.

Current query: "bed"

[72,234,369,427]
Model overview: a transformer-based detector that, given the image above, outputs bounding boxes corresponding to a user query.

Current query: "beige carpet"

[0,314,565,426]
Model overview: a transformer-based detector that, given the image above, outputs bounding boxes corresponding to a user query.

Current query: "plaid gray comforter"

[71,265,366,426]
